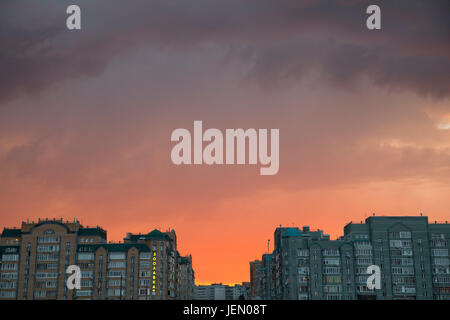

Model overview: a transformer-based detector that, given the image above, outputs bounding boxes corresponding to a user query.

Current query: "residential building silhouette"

[250,215,450,300]
[0,218,194,300]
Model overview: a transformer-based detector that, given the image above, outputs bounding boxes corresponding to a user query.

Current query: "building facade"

[0,218,195,300]
[194,283,249,300]
[249,260,263,298]
[251,216,450,300]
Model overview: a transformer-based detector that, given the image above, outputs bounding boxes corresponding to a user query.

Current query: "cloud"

[0,65,448,222]
[244,37,450,98]
[1,0,449,284]
[0,0,449,102]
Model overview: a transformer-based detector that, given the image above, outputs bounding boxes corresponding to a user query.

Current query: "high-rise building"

[0,218,195,300]
[178,255,195,300]
[232,283,248,300]
[260,254,273,299]
[252,215,450,300]
[249,260,263,298]
[194,283,249,300]
[194,284,226,300]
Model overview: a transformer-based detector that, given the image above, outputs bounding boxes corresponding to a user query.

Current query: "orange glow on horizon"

[3,180,449,284]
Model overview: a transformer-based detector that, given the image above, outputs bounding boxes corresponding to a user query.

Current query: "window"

[323,258,340,266]
[139,279,151,286]
[391,267,414,275]
[38,236,60,243]
[297,249,309,257]
[0,272,18,280]
[431,233,445,240]
[0,282,17,289]
[1,254,19,261]
[323,285,342,293]
[36,272,58,279]
[109,252,126,260]
[81,271,94,279]
[108,261,126,268]
[107,270,126,277]
[323,249,339,256]
[107,289,125,297]
[0,291,16,298]
[1,263,18,271]
[34,290,46,298]
[402,249,413,256]
[35,280,57,289]
[140,261,151,268]
[297,267,309,275]
[36,254,59,262]
[323,267,340,274]
[37,245,60,253]
[432,249,449,257]
[76,290,93,297]
[356,257,373,265]
[36,263,58,270]
[140,252,151,259]
[77,252,94,260]
[78,262,94,269]
[323,275,341,284]
[139,270,151,277]
[108,279,125,287]
[399,231,411,239]
[433,258,450,266]
[139,288,150,295]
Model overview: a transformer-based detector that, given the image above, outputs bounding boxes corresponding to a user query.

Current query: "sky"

[0,0,449,284]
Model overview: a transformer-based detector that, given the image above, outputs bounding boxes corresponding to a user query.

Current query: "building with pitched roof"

[0,218,194,300]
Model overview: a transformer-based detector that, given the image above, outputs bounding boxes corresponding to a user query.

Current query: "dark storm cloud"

[0,0,449,102]
[245,39,450,98]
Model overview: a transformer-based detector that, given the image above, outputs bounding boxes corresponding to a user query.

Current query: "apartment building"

[251,215,450,300]
[249,260,263,298]
[194,283,249,300]
[178,255,195,300]
[0,218,195,300]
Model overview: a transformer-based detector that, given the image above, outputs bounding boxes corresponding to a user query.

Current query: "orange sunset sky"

[1,0,449,284]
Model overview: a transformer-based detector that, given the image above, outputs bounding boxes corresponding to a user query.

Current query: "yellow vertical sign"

[152,251,157,294]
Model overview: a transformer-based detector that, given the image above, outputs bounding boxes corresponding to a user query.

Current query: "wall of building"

[252,216,450,300]
[0,219,195,300]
